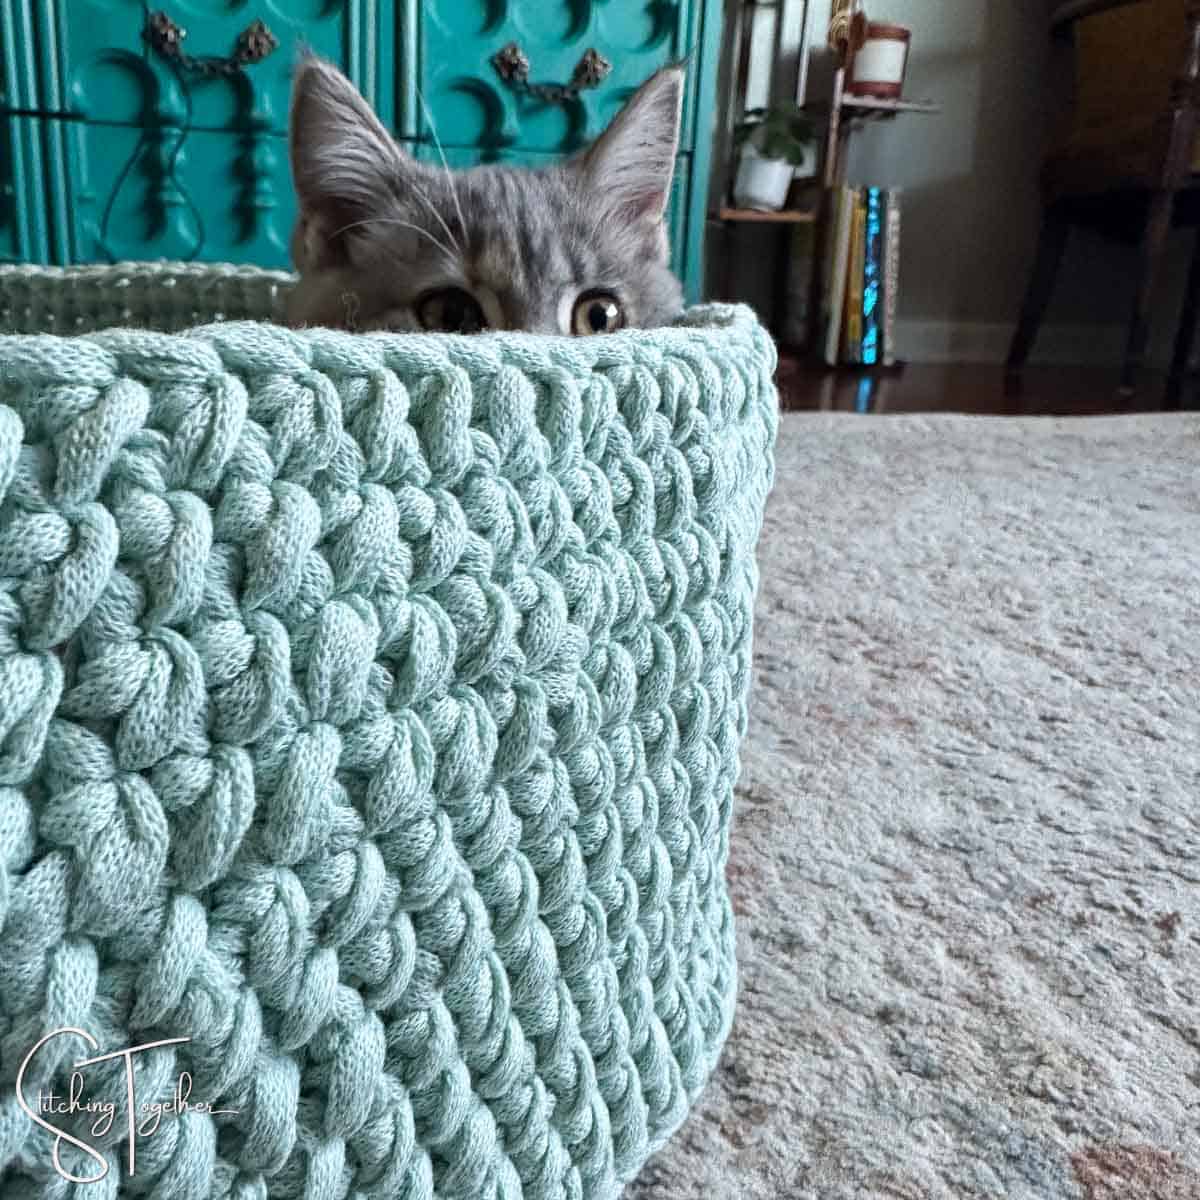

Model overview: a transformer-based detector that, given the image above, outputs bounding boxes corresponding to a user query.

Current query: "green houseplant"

[733,102,818,211]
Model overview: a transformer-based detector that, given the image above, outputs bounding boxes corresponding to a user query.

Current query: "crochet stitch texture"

[0,264,778,1200]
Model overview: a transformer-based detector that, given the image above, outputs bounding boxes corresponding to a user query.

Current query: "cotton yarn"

[0,265,778,1200]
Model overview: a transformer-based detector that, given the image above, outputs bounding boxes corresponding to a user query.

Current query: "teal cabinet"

[0,0,722,302]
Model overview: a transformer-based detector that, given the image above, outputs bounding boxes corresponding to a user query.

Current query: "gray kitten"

[286,57,685,335]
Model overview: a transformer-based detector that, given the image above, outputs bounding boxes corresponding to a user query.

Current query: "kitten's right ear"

[578,66,684,229]
[289,55,407,270]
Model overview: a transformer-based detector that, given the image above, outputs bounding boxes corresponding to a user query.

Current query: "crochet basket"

[0,263,778,1200]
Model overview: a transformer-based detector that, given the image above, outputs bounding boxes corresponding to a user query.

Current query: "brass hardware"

[492,42,532,85]
[490,42,613,103]
[144,11,279,78]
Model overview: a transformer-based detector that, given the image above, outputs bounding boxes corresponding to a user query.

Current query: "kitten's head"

[286,57,685,334]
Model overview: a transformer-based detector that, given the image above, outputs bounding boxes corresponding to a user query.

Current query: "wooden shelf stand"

[823,67,941,189]
[719,207,818,224]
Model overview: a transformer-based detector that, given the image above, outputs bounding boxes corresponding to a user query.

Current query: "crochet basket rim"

[0,262,772,357]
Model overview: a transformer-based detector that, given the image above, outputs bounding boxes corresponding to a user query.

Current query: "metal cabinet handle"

[143,10,279,79]
[491,43,613,103]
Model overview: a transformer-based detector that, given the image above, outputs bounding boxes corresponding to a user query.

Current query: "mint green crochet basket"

[0,263,778,1200]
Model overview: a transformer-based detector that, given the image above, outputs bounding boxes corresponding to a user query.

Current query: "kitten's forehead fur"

[286,56,684,333]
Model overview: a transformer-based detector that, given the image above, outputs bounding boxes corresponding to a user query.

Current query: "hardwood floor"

[776,358,1192,415]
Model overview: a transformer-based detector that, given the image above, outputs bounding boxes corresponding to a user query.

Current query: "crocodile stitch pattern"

[0,272,777,1200]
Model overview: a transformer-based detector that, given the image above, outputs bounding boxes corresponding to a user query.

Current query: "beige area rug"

[629,411,1200,1200]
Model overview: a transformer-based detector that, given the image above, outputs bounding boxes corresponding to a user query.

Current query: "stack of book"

[821,185,901,367]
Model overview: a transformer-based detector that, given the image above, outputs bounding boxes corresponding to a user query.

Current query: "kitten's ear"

[579,66,684,227]
[289,55,407,269]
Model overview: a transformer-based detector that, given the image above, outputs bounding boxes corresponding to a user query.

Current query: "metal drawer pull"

[143,10,279,78]
[491,43,613,103]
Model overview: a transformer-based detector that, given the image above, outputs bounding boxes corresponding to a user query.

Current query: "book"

[843,189,867,365]
[882,189,902,366]
[818,187,839,316]
[861,187,883,366]
[823,185,856,366]
[820,186,849,364]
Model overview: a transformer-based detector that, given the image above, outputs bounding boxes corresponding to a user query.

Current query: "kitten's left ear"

[289,54,408,271]
[578,66,684,229]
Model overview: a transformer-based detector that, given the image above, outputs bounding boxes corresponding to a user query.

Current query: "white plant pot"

[733,147,795,212]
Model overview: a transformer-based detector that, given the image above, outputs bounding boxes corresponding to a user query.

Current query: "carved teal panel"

[44,118,295,266]
[0,116,49,262]
[31,0,399,134]
[2,0,38,111]
[420,0,701,155]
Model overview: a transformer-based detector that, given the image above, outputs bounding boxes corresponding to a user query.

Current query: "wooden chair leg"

[1166,226,1200,408]
[1005,205,1070,394]
[1120,189,1175,396]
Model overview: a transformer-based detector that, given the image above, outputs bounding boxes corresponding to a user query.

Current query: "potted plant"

[733,103,818,212]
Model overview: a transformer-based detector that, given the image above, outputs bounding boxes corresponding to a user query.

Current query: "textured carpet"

[629,411,1200,1200]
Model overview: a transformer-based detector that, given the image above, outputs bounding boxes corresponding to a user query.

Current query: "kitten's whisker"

[416,87,470,254]
[574,187,608,249]
[408,176,464,259]
[331,217,457,262]
[585,203,609,256]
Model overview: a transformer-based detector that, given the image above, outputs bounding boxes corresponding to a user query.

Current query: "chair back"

[1072,1,1185,144]
[1046,0,1200,196]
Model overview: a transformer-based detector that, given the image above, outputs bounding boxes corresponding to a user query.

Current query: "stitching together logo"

[15,1028,239,1184]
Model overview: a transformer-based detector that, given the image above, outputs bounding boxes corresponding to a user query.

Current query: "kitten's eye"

[417,288,486,333]
[572,291,625,336]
